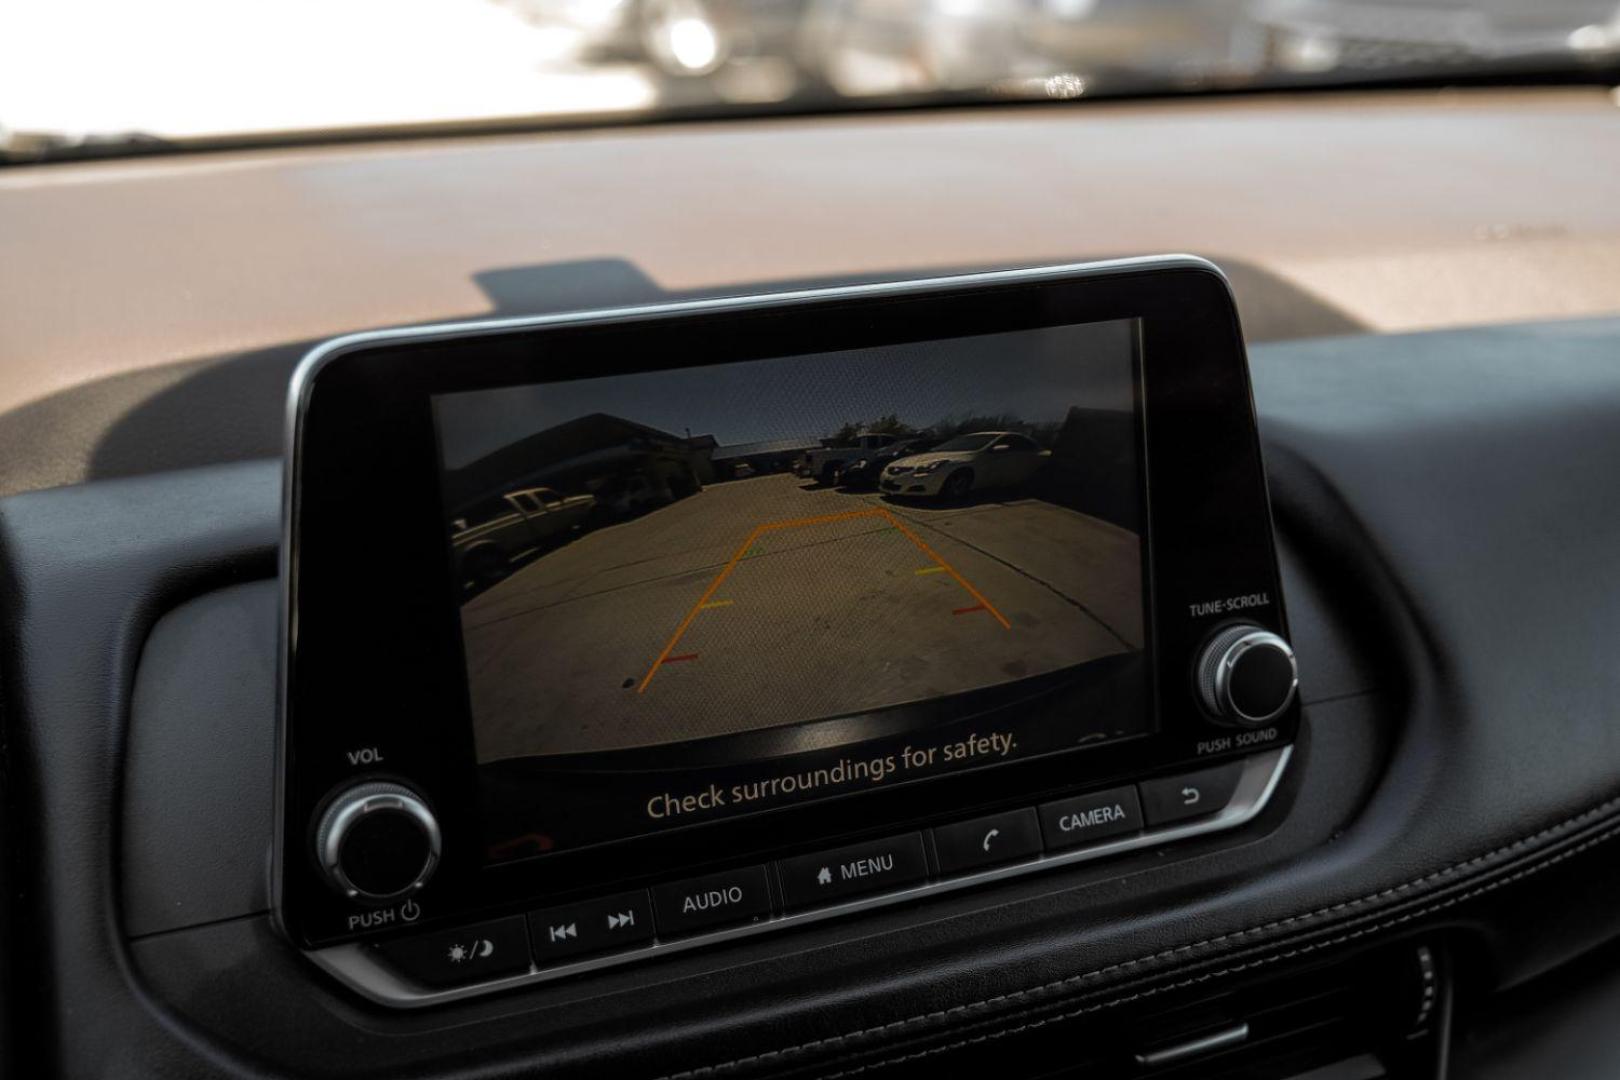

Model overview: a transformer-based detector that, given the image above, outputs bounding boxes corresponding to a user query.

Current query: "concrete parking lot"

[462,473,1143,761]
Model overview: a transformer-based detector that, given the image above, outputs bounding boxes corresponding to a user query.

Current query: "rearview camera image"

[434,319,1149,858]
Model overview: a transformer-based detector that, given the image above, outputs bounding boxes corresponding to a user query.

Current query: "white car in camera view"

[880,431,1051,499]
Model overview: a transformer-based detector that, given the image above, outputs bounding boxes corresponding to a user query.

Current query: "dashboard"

[4,86,1620,1080]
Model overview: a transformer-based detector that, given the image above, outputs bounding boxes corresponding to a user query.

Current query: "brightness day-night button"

[368,915,531,990]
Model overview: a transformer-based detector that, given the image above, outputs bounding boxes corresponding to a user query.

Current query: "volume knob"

[315,781,441,903]
[1196,624,1298,727]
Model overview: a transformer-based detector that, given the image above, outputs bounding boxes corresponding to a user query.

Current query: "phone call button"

[932,808,1042,875]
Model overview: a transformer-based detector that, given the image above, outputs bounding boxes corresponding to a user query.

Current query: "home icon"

[816,866,832,886]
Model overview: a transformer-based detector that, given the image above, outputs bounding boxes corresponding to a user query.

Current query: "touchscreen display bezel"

[278,257,1292,948]
[436,318,1153,865]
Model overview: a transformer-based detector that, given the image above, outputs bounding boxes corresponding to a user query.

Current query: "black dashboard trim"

[656,786,1620,1078]
[10,316,1620,1078]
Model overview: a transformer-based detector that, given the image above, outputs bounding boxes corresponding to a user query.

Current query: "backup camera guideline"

[442,318,1145,760]
[638,505,1009,694]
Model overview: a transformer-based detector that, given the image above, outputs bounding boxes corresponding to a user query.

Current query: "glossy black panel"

[281,262,1295,947]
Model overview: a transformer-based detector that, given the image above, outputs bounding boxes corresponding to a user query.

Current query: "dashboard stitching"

[655,793,1620,1078]
[824,818,1620,1078]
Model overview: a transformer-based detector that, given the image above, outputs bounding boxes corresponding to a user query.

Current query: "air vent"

[1013,940,1450,1079]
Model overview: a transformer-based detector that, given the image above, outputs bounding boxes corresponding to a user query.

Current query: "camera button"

[1038,785,1144,851]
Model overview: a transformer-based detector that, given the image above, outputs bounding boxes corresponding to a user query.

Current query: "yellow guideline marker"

[914,566,947,575]
[699,599,735,610]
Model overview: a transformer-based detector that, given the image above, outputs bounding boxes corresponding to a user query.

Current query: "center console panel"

[278,257,1299,1005]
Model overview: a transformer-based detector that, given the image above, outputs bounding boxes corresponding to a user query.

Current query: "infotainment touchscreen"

[282,259,1299,973]
[430,318,1151,864]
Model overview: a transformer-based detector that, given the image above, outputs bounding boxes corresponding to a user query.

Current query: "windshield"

[5,0,1619,161]
[933,434,999,452]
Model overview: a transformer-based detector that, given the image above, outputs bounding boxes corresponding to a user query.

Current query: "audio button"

[652,866,773,937]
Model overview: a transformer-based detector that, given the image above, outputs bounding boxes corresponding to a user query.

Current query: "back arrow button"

[1139,762,1244,826]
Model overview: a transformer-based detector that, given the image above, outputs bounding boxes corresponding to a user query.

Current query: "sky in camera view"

[434,319,1136,468]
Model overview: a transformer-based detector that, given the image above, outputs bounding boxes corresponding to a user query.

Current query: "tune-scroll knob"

[315,781,441,903]
[1196,624,1298,727]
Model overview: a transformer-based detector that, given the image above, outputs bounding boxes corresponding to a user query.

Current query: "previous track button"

[528,889,655,966]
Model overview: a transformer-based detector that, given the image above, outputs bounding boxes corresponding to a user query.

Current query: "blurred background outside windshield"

[4,0,1619,158]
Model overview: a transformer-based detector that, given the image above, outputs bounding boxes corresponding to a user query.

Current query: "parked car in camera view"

[835,435,940,489]
[881,431,1051,499]
[451,486,596,586]
[799,431,904,484]
[592,471,674,519]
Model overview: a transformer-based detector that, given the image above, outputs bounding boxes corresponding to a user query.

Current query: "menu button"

[778,833,927,910]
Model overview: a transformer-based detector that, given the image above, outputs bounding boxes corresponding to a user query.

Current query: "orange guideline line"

[755,507,886,533]
[637,523,764,693]
[878,508,1012,630]
[640,509,891,691]
[639,504,1009,693]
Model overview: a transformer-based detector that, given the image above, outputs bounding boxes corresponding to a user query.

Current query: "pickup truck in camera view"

[450,486,596,586]
[797,432,903,484]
